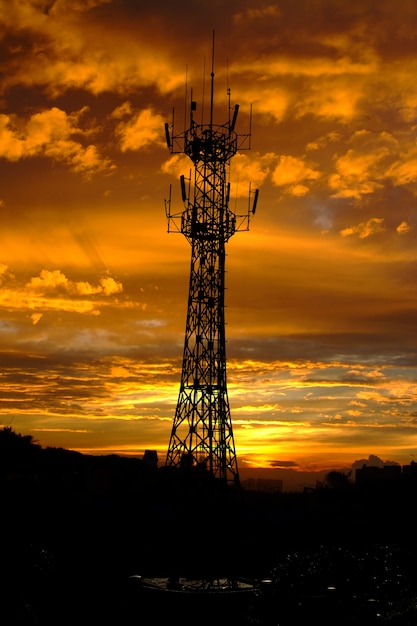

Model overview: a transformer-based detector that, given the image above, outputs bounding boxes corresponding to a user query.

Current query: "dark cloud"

[269,460,299,468]
[351,455,401,469]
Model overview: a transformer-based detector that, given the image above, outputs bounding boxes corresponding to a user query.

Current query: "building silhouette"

[355,462,417,487]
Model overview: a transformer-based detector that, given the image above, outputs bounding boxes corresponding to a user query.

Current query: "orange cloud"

[233,5,281,23]
[26,269,123,297]
[340,218,385,239]
[1,1,184,97]
[329,131,398,198]
[397,221,411,235]
[386,149,417,187]
[0,268,123,315]
[115,107,166,151]
[229,153,270,197]
[0,108,113,175]
[271,155,321,192]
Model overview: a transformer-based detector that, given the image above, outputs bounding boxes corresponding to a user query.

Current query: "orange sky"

[1,0,417,480]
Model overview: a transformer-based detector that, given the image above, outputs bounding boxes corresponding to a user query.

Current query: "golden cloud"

[0,107,113,175]
[49,0,112,14]
[229,153,270,197]
[0,268,123,315]
[328,132,399,198]
[26,269,123,296]
[235,85,291,123]
[116,107,166,151]
[161,153,190,179]
[340,218,385,239]
[386,151,417,186]
[271,155,321,188]
[233,4,281,23]
[397,221,411,235]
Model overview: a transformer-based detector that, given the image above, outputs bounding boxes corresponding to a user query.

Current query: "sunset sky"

[1,0,417,481]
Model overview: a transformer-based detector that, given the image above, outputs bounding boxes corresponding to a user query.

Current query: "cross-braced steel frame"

[164,74,257,487]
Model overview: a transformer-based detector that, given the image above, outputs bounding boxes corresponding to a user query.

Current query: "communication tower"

[164,46,259,487]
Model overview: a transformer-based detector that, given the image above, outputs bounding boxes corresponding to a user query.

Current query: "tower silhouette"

[164,49,258,487]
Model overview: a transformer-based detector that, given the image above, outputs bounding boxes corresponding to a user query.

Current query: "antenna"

[164,122,171,149]
[180,174,187,203]
[184,66,188,136]
[226,56,229,95]
[210,30,215,129]
[164,184,172,232]
[230,104,239,132]
[190,86,194,125]
[252,188,259,214]
[248,103,253,149]
[201,56,206,126]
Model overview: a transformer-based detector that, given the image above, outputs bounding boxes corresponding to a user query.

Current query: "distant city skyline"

[1,0,417,476]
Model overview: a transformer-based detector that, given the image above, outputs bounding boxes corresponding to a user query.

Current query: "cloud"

[0,268,123,316]
[329,146,389,199]
[0,0,184,97]
[31,313,43,325]
[0,263,14,286]
[26,269,123,297]
[385,148,417,187]
[269,460,299,468]
[306,131,342,151]
[27,269,69,293]
[271,155,321,193]
[49,0,112,13]
[297,79,366,121]
[241,86,291,123]
[340,217,385,239]
[397,221,411,235]
[98,276,123,296]
[110,101,133,120]
[229,153,270,197]
[326,130,417,200]
[115,107,166,151]
[0,108,113,175]
[233,4,281,23]
[351,454,400,469]
[160,153,190,179]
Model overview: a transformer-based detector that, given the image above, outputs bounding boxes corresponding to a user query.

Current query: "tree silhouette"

[0,426,40,476]
[324,470,352,489]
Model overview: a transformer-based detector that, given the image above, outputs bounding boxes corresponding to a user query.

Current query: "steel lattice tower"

[164,55,258,487]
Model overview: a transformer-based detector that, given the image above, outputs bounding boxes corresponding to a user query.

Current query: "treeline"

[0,426,157,494]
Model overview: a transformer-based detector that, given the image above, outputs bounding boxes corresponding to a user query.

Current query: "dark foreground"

[1,446,417,624]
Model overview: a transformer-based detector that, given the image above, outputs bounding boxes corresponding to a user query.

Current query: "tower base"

[128,575,258,625]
